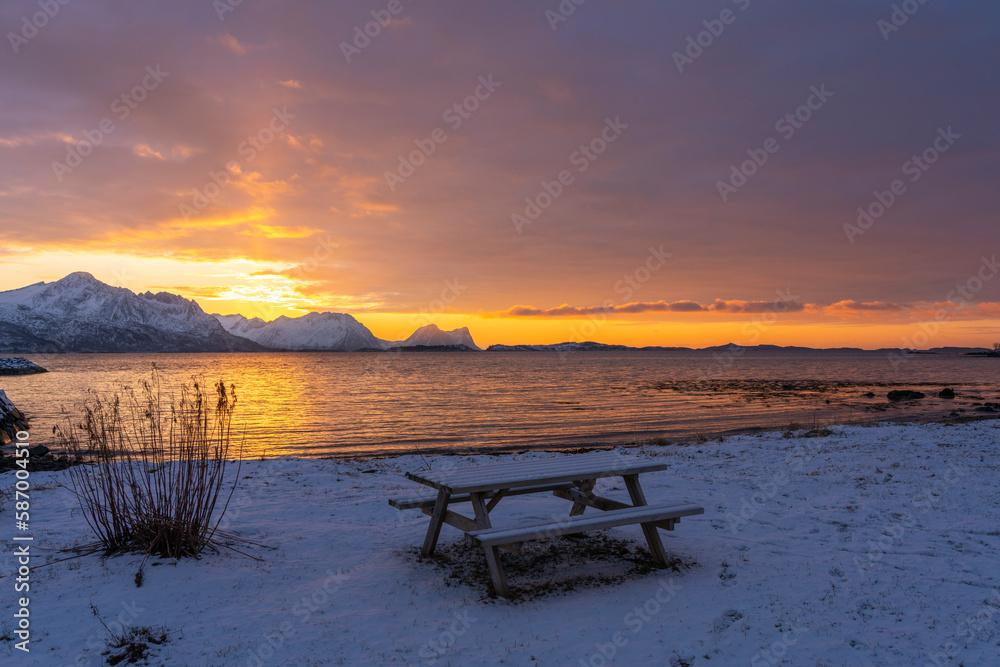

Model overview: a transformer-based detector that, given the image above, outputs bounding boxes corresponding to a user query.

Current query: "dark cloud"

[490,300,712,317]
[710,300,806,313]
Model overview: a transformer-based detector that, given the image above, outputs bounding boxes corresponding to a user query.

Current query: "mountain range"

[0,272,261,353]
[0,274,993,354]
[213,314,481,351]
[0,273,481,353]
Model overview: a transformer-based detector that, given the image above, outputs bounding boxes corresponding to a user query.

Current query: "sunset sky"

[1,0,998,347]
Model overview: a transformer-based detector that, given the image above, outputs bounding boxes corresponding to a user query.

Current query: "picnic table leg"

[483,544,510,598]
[420,489,451,557]
[570,479,596,516]
[470,491,510,597]
[623,474,669,567]
[469,491,493,529]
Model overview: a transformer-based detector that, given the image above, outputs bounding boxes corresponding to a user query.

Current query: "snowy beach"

[3,420,999,665]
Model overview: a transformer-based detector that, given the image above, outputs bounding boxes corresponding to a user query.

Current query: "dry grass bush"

[55,371,245,561]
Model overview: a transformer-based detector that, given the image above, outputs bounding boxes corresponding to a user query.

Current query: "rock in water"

[939,388,956,399]
[27,444,49,458]
[887,390,926,401]
[0,389,30,444]
[0,357,48,375]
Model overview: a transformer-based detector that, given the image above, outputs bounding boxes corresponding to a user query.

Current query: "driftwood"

[0,389,30,444]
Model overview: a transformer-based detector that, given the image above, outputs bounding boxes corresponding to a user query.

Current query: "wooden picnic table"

[392,452,703,597]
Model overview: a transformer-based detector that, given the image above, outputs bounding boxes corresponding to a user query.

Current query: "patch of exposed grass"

[419,532,696,601]
[91,603,171,665]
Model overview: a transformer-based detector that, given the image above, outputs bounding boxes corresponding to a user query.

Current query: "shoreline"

[12,411,998,467]
[327,411,1000,462]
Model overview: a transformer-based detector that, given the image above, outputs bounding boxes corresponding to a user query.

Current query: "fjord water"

[4,351,998,459]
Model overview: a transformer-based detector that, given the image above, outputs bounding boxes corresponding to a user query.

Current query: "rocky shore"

[0,356,48,375]
[0,389,30,444]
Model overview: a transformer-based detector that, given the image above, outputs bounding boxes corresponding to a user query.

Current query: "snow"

[389,324,482,350]
[0,281,47,306]
[0,273,256,352]
[213,312,386,352]
[4,421,999,665]
[214,315,483,352]
[0,357,46,375]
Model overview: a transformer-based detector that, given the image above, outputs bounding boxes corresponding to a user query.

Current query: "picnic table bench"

[390,452,703,597]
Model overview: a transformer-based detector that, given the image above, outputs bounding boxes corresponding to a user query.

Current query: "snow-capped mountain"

[389,324,481,350]
[0,272,263,353]
[215,315,482,351]
[214,312,386,352]
[0,272,483,354]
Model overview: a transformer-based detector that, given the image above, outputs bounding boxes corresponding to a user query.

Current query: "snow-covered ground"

[3,421,999,666]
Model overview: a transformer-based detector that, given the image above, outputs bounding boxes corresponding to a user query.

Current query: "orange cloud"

[244,224,321,239]
[825,300,905,312]
[219,32,246,55]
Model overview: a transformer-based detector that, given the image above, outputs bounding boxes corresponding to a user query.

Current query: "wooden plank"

[553,489,685,530]
[407,461,670,494]
[421,507,479,533]
[624,474,668,566]
[414,459,669,487]
[555,487,631,511]
[389,482,576,510]
[420,489,450,557]
[406,453,669,494]
[468,503,705,547]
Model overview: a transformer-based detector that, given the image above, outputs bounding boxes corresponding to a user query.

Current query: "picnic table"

[390,452,703,597]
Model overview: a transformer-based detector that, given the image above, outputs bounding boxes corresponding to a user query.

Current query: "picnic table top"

[405,452,669,494]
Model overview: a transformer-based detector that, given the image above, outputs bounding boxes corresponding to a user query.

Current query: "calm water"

[3,351,998,458]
